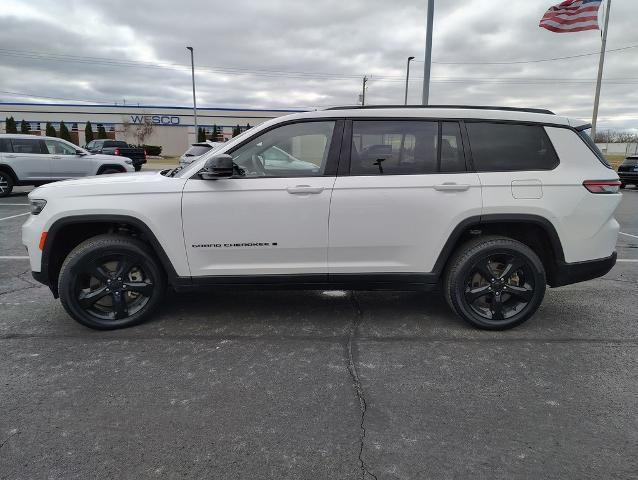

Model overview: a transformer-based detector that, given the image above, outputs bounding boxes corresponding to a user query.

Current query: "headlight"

[30,199,47,215]
[124,159,133,165]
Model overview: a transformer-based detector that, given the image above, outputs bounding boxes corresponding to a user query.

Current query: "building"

[0,102,303,156]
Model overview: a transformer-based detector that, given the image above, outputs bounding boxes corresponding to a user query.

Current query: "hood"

[29,171,185,199]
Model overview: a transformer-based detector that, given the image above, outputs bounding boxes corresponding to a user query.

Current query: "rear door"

[328,119,482,276]
[7,137,51,180]
[182,119,342,278]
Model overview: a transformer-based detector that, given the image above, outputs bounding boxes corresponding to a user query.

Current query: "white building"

[0,102,302,156]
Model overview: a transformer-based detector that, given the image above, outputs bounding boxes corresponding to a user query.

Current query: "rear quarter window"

[466,122,559,172]
[0,138,12,153]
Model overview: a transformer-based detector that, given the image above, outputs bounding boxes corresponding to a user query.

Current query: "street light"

[404,56,415,105]
[186,46,198,139]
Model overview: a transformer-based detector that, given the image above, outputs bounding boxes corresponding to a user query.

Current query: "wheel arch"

[0,164,18,183]
[433,214,565,285]
[96,164,126,174]
[40,214,179,297]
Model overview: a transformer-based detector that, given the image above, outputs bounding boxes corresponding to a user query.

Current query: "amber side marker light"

[583,180,621,194]
[39,232,48,251]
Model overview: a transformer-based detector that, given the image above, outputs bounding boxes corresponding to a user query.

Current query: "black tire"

[620,183,626,189]
[444,236,546,330]
[100,168,122,175]
[0,171,14,197]
[58,234,166,330]
[134,165,142,172]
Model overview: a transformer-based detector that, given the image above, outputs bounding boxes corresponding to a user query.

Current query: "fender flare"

[0,164,19,182]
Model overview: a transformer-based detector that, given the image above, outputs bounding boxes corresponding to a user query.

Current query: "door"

[44,138,92,178]
[328,120,482,275]
[182,120,342,278]
[6,138,51,180]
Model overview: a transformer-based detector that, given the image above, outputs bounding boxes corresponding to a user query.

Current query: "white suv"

[0,134,135,197]
[22,106,621,330]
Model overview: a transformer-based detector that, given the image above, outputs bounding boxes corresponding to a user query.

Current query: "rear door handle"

[434,183,471,192]
[5,154,16,158]
[286,185,325,195]
[51,156,61,159]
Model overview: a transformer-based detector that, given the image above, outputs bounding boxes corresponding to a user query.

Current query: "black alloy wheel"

[445,236,546,330]
[59,235,165,329]
[0,171,14,197]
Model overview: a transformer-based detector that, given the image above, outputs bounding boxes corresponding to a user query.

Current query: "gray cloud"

[0,0,636,130]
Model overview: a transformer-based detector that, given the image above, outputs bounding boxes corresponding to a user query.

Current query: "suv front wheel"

[0,171,14,197]
[58,235,166,329]
[444,236,546,330]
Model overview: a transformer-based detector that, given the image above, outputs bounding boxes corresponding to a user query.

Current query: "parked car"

[0,134,134,197]
[618,155,638,188]
[85,140,146,171]
[179,141,224,167]
[23,105,621,331]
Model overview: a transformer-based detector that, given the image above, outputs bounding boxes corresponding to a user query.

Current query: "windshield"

[577,128,612,169]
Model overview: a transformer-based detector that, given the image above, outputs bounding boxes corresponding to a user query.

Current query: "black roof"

[325,105,555,115]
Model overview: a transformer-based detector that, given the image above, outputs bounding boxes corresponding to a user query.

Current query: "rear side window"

[466,122,559,172]
[440,122,465,172]
[351,121,438,175]
[577,128,612,169]
[0,138,12,153]
[10,138,43,154]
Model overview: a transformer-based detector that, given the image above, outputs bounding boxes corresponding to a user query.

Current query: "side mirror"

[199,154,234,180]
[76,150,87,156]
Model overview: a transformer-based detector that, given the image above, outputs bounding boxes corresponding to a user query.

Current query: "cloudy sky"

[0,0,636,130]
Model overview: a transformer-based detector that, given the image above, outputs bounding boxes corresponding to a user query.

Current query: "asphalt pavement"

[1,185,637,479]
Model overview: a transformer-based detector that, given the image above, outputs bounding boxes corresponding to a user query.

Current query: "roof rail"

[324,105,555,115]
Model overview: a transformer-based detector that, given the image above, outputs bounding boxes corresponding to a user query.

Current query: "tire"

[620,183,626,189]
[100,168,122,175]
[444,236,546,330]
[134,165,141,172]
[0,171,14,197]
[58,234,166,330]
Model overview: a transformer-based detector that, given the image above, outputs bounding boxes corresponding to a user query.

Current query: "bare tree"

[121,115,155,145]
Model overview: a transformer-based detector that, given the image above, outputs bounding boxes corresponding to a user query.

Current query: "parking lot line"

[619,232,638,240]
[0,256,29,260]
[0,203,29,206]
[617,259,638,263]
[0,212,29,222]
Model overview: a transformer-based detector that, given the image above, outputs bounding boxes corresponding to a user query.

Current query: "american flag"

[539,0,602,33]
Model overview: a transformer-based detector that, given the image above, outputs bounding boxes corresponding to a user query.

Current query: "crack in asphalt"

[347,292,377,480]
[0,430,19,453]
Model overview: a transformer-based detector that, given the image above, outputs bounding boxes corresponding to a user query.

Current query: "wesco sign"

[130,114,181,126]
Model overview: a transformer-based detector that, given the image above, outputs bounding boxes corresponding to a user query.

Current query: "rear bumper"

[550,252,617,287]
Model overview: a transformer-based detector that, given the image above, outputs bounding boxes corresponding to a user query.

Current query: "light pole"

[404,56,415,105]
[422,0,434,105]
[361,76,368,106]
[186,46,198,139]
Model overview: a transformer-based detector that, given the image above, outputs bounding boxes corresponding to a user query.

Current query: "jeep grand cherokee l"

[22,106,621,330]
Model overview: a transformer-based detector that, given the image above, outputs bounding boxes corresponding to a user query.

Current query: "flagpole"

[591,0,611,140]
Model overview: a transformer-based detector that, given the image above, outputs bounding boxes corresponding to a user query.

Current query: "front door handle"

[286,185,325,195]
[434,183,471,192]
[5,154,16,158]
[51,156,61,159]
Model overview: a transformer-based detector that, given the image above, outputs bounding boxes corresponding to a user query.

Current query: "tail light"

[114,148,121,155]
[583,180,621,194]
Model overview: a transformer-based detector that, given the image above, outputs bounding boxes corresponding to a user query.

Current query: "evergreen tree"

[60,121,72,142]
[84,121,95,144]
[45,122,57,137]
[197,127,206,142]
[4,117,17,133]
[20,120,31,134]
[246,123,251,130]
[232,124,241,137]
[210,125,218,142]
[97,124,107,139]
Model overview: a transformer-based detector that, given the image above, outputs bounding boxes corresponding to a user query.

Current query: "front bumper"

[618,172,638,184]
[550,252,617,287]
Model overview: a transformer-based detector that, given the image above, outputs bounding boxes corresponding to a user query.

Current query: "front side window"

[10,138,43,154]
[44,139,77,155]
[350,121,438,175]
[184,145,211,157]
[230,121,335,177]
[466,122,559,172]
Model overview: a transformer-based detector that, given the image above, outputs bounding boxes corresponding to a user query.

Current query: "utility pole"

[591,0,611,140]
[361,76,368,106]
[404,56,415,105]
[422,0,434,105]
[186,46,198,137]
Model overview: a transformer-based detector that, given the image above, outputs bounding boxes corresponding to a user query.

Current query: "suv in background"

[179,140,224,167]
[22,106,621,331]
[85,140,147,171]
[0,134,134,197]
[618,155,638,188]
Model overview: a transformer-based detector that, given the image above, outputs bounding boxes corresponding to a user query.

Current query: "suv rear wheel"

[444,236,546,330]
[0,171,14,197]
[58,234,166,329]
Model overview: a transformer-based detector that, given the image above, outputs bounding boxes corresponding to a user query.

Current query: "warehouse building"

[0,102,302,156]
